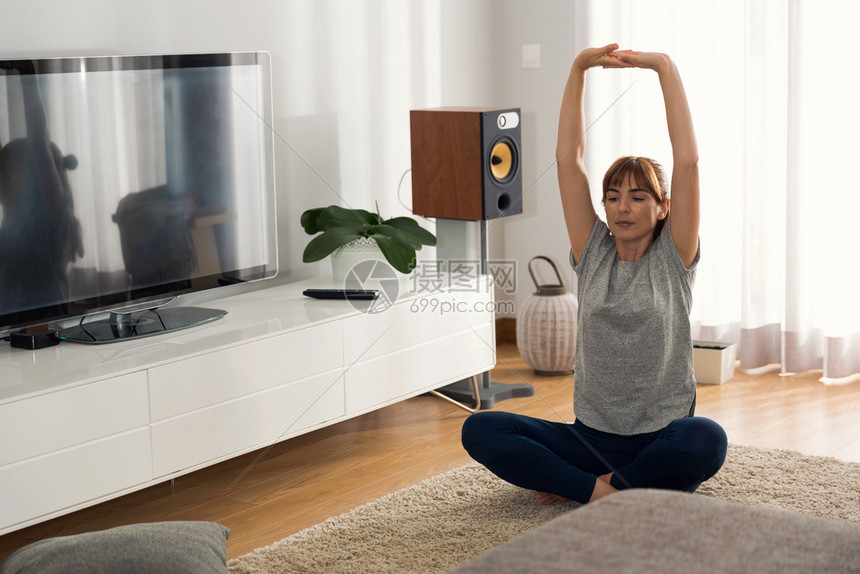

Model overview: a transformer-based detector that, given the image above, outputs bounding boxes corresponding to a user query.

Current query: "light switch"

[521,44,542,69]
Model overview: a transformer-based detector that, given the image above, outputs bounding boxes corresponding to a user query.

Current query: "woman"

[461,44,727,504]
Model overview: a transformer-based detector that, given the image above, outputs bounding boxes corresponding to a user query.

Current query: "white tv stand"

[0,275,495,535]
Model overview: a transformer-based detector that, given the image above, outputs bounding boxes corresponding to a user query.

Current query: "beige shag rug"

[228,444,860,574]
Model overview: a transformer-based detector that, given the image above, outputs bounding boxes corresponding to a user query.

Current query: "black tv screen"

[0,52,278,339]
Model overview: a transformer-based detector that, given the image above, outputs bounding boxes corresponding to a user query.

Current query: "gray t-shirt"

[570,219,699,435]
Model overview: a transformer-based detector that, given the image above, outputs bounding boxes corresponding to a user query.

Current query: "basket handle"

[528,256,565,290]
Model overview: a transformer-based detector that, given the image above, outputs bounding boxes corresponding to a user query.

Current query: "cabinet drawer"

[345,323,494,414]
[0,428,152,533]
[0,372,148,467]
[149,321,343,421]
[343,287,493,365]
[150,369,345,477]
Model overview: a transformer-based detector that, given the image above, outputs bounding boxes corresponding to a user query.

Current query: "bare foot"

[589,474,618,502]
[534,491,573,505]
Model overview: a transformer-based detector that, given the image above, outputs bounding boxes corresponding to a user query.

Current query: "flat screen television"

[0,52,278,343]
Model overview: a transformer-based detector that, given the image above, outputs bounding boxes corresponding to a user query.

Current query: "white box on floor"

[693,340,737,384]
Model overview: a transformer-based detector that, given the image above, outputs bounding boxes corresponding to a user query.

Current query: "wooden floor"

[2,343,859,561]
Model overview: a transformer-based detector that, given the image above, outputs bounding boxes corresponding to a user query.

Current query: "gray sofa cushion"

[0,521,230,574]
[450,489,860,573]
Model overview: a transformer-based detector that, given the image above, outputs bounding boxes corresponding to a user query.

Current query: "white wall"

[491,0,584,316]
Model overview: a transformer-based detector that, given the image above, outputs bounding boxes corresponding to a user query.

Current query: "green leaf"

[300,208,326,235]
[372,234,416,274]
[382,217,437,246]
[302,229,364,262]
[316,205,380,231]
[373,224,422,250]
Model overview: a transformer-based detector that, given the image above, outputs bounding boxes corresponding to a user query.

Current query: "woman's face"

[604,174,667,242]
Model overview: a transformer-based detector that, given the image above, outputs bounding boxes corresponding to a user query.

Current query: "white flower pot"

[330,237,386,281]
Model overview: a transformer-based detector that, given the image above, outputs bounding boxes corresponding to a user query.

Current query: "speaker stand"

[433,219,534,410]
[436,371,533,410]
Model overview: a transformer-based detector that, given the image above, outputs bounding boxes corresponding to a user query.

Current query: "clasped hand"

[575,43,669,72]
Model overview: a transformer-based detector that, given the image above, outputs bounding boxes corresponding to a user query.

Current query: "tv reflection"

[0,72,83,319]
[113,185,228,289]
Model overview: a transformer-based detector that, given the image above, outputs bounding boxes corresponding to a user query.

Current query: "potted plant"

[300,204,436,275]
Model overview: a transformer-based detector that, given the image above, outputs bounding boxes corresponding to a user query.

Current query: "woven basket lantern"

[516,256,578,376]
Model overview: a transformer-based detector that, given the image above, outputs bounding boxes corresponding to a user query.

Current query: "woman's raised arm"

[616,51,700,267]
[557,44,629,264]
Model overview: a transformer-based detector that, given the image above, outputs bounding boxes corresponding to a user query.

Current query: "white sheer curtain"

[46,69,167,276]
[580,0,860,383]
[274,0,443,279]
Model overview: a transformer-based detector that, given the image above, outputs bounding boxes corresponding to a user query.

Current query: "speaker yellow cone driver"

[490,141,514,181]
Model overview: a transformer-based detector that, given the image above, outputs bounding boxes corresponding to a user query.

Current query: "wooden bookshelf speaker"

[410,107,523,220]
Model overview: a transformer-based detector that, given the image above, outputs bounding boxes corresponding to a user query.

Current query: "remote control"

[303,288,379,301]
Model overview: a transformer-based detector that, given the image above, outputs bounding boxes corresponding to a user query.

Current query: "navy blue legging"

[461,412,727,504]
